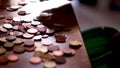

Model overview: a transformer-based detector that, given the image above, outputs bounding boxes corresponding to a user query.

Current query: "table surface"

[0,0,91,68]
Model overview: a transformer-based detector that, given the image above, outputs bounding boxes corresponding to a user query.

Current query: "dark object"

[18,11,26,16]
[81,26,118,68]
[55,33,67,43]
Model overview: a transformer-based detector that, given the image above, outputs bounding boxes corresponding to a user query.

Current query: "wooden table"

[0,0,91,68]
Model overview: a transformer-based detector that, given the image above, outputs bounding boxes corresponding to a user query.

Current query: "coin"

[0,15,6,19]
[54,56,66,64]
[53,50,64,57]
[69,40,82,46]
[6,35,16,41]
[55,33,67,43]
[27,28,38,34]
[3,23,13,29]
[29,57,42,64]
[24,40,34,47]
[31,21,41,26]
[4,42,14,51]
[41,39,52,46]
[35,46,48,53]
[13,45,25,54]
[18,11,27,16]
[44,61,56,68]
[13,38,23,45]
[0,47,6,55]
[25,46,35,52]
[32,35,42,41]
[48,45,59,52]
[23,33,34,39]
[7,54,19,62]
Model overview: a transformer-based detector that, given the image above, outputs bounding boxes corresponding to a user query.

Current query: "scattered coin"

[7,54,19,62]
[55,33,67,43]
[53,50,64,57]
[18,10,27,16]
[6,35,16,41]
[13,45,25,54]
[29,57,42,64]
[24,40,34,47]
[27,28,38,34]
[44,61,56,68]
[0,15,6,19]
[3,23,13,29]
[48,45,60,52]
[13,38,23,45]
[23,33,34,39]
[41,39,52,46]
[35,46,48,53]
[0,47,6,55]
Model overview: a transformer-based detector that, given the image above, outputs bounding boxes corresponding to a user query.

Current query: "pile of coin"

[0,0,82,67]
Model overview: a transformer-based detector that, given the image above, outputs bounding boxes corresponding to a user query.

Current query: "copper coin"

[53,50,64,57]
[29,57,42,64]
[13,31,23,37]
[55,33,67,43]
[48,45,59,52]
[13,45,25,54]
[63,48,75,56]
[23,33,34,39]
[18,11,27,16]
[18,25,26,33]
[0,56,8,65]
[25,46,35,52]
[26,25,35,29]
[0,28,8,33]
[3,20,13,24]
[54,56,66,64]
[6,35,16,41]
[24,40,34,47]
[0,15,6,19]
[6,16,13,20]
[7,54,19,62]
[13,25,19,30]
[0,47,6,55]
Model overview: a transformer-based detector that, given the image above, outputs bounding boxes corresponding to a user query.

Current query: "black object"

[79,0,97,5]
